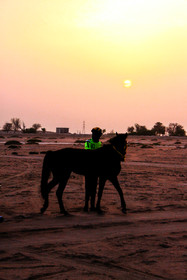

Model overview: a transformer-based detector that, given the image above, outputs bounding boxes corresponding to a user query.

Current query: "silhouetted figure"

[85,127,102,150]
[84,127,103,211]
[40,133,128,215]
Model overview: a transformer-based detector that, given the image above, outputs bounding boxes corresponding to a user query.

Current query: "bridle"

[112,143,127,161]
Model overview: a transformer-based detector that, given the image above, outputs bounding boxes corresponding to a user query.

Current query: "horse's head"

[109,133,128,161]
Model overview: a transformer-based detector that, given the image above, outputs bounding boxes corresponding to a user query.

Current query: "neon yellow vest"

[85,139,102,150]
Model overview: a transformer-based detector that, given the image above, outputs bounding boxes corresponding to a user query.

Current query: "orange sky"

[1,0,187,133]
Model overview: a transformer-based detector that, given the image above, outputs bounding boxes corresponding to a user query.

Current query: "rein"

[112,144,127,161]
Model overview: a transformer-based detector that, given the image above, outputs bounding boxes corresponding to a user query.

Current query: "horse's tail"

[40,151,52,199]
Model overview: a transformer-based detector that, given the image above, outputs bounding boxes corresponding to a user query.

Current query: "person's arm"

[98,141,102,148]
[85,140,91,149]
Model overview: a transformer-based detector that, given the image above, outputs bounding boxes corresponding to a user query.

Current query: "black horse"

[40,133,128,215]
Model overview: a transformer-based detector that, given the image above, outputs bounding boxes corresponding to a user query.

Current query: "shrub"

[8,145,21,149]
[141,144,153,149]
[29,151,39,154]
[74,139,85,143]
[26,138,41,144]
[23,128,36,133]
[5,140,22,146]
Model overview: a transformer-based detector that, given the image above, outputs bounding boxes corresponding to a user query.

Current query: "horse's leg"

[96,176,107,213]
[83,175,89,212]
[109,176,126,214]
[56,171,71,215]
[90,176,98,211]
[40,178,58,214]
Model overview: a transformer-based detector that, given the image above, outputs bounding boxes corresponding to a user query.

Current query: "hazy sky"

[1,0,187,133]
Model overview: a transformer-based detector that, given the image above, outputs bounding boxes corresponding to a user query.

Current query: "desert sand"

[0,133,186,280]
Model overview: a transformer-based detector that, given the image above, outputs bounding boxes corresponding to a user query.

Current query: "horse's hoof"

[122,208,127,214]
[40,207,45,214]
[90,207,97,212]
[83,206,88,212]
[61,210,69,216]
[97,208,104,215]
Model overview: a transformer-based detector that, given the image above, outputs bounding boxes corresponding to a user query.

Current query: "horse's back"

[49,148,92,174]
[48,146,121,176]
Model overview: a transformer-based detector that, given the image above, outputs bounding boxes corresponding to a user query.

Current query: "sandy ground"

[0,133,186,280]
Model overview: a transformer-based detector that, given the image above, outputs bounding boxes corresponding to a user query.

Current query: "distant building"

[56,127,69,133]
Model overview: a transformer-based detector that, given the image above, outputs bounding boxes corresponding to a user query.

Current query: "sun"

[123,80,132,88]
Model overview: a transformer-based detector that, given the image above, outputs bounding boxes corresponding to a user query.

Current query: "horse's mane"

[103,133,128,146]
[102,134,117,144]
[101,137,114,147]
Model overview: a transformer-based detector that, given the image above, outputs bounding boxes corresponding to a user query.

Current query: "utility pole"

[82,121,85,134]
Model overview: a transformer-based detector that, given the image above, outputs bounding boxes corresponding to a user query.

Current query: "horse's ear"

[116,132,118,136]
[123,133,128,139]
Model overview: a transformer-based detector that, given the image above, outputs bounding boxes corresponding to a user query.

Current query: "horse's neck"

[102,143,113,149]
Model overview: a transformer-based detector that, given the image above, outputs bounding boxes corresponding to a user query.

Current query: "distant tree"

[175,125,186,136]
[41,128,46,133]
[135,124,147,135]
[3,122,12,132]
[102,129,106,134]
[32,123,41,131]
[152,122,166,135]
[11,118,21,132]
[21,122,26,131]
[167,123,186,136]
[134,123,154,135]
[127,126,135,134]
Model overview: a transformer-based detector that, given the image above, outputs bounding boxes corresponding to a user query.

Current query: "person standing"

[84,127,102,211]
